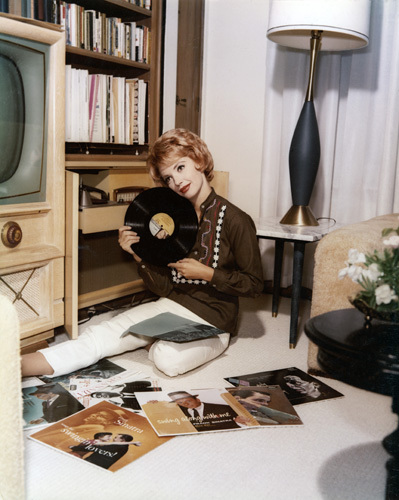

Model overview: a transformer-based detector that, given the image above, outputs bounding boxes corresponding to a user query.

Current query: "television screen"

[0,34,49,205]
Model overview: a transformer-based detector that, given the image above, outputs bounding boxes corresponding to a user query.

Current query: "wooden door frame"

[175,0,204,134]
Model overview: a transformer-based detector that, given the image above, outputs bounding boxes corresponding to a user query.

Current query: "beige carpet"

[23,295,396,500]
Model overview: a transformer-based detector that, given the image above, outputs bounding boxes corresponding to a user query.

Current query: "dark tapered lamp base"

[279,205,318,226]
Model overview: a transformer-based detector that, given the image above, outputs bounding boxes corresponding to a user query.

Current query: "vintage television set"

[0,14,65,349]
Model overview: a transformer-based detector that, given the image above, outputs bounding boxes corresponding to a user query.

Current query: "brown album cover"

[29,401,172,472]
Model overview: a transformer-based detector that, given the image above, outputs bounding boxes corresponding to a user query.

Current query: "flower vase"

[349,297,399,328]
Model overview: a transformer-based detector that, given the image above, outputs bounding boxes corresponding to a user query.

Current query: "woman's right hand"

[118,226,142,261]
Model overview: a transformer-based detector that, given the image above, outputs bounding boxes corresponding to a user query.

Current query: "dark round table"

[305,308,399,500]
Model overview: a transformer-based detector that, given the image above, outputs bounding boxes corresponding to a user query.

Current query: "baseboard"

[263,280,313,301]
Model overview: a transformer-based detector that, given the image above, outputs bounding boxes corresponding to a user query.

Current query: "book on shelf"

[65,67,147,145]
[5,0,58,22]
[129,0,151,10]
[138,79,147,145]
[135,388,261,436]
[226,385,303,426]
[60,1,151,62]
[65,65,147,144]
[29,401,172,472]
[121,312,226,343]
[224,366,344,406]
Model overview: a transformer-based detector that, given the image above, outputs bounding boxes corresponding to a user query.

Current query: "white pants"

[40,298,230,378]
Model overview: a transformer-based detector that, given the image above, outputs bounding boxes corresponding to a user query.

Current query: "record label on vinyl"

[124,187,198,266]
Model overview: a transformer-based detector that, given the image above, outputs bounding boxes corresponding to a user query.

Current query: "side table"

[305,309,399,500]
[255,216,339,348]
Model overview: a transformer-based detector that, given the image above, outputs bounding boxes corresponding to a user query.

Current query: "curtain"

[259,0,399,288]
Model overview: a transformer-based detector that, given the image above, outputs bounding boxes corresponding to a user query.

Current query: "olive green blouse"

[137,189,264,335]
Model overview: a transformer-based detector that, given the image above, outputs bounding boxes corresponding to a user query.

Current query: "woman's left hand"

[168,258,214,281]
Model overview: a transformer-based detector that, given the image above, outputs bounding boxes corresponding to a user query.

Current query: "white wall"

[201,0,269,218]
[163,0,269,219]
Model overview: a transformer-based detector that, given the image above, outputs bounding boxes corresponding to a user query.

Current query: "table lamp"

[267,0,371,226]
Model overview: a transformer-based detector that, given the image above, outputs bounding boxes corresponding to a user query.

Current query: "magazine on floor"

[224,366,344,405]
[226,385,303,426]
[121,312,225,342]
[22,382,85,430]
[29,401,173,473]
[135,388,261,436]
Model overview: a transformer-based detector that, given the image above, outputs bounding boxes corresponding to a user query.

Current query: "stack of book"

[60,2,151,63]
[65,67,147,145]
[2,1,59,23]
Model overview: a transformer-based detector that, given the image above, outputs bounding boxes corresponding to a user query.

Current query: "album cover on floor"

[224,366,344,405]
[38,358,128,390]
[121,312,225,342]
[29,401,173,473]
[226,385,303,426]
[135,388,260,436]
[22,382,85,430]
[69,377,161,412]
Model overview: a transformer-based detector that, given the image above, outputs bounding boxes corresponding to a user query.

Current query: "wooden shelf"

[70,0,152,20]
[66,45,150,75]
[65,142,149,160]
[65,156,147,169]
[63,0,163,338]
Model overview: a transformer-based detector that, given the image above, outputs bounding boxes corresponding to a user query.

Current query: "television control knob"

[1,221,22,248]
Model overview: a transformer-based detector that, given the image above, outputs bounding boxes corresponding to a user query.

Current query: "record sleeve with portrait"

[124,187,198,265]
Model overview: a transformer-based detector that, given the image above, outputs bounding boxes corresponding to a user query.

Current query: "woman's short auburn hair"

[147,128,214,185]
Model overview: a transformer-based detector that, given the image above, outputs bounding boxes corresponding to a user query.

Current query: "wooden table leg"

[272,239,284,317]
[289,241,306,348]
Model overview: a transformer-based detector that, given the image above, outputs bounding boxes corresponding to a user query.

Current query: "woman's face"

[159,156,209,204]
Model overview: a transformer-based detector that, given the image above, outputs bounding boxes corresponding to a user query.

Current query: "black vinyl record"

[124,187,198,266]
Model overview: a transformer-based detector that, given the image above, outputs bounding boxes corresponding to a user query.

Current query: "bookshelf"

[62,0,164,338]
[0,1,164,346]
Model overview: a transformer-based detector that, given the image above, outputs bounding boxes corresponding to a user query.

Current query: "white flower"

[375,284,398,305]
[346,264,364,283]
[338,264,364,283]
[383,235,399,248]
[347,249,366,265]
[362,263,381,282]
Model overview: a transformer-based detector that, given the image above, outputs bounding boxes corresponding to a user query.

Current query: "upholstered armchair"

[307,213,399,375]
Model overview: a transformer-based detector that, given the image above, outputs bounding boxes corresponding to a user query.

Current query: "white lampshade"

[267,0,371,51]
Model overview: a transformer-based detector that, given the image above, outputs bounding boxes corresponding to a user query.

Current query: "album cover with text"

[135,388,260,436]
[29,401,173,473]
